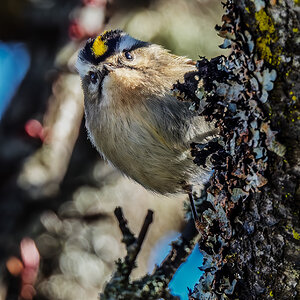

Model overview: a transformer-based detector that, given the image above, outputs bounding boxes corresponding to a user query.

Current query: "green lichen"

[256,10,275,33]
[286,225,300,240]
[255,9,282,65]
[292,229,300,240]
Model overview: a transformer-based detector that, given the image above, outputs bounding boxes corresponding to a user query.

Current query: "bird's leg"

[182,184,202,233]
[188,192,202,232]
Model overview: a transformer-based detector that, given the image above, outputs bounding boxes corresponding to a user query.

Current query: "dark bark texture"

[181,0,300,299]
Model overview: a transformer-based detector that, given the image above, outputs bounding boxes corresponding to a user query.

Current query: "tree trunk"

[187,0,300,299]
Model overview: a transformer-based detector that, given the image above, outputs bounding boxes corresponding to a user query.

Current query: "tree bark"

[186,0,300,299]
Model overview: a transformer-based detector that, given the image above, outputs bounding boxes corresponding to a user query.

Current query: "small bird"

[76,30,218,224]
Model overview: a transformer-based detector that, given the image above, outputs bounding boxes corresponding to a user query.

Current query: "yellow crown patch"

[92,35,108,57]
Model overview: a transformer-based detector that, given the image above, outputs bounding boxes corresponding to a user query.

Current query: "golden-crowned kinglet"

[76,30,218,197]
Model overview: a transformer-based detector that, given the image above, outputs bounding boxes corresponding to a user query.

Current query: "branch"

[114,206,136,248]
[114,207,153,277]
[101,207,198,300]
[134,209,154,262]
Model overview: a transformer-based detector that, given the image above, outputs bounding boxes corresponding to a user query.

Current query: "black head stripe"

[101,29,124,42]
[79,29,149,65]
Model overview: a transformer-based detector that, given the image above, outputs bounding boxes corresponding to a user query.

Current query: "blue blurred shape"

[0,42,30,118]
[169,244,203,299]
[148,231,204,300]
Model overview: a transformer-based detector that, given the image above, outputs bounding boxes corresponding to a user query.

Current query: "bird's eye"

[124,51,133,60]
[89,72,98,84]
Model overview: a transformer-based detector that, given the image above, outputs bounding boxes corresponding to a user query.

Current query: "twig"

[132,209,154,264]
[114,207,136,247]
[101,208,197,300]
[113,207,154,278]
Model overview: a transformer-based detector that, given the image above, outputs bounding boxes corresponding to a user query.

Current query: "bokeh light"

[0,42,30,118]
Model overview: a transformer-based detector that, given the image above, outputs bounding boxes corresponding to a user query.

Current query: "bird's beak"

[98,65,110,86]
[103,63,115,71]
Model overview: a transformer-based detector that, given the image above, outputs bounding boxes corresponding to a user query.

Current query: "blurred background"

[0,0,226,299]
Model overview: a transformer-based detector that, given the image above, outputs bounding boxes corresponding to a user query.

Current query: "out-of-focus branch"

[18,74,84,198]
[17,0,110,199]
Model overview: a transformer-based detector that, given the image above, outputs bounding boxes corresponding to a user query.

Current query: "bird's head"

[76,30,195,108]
